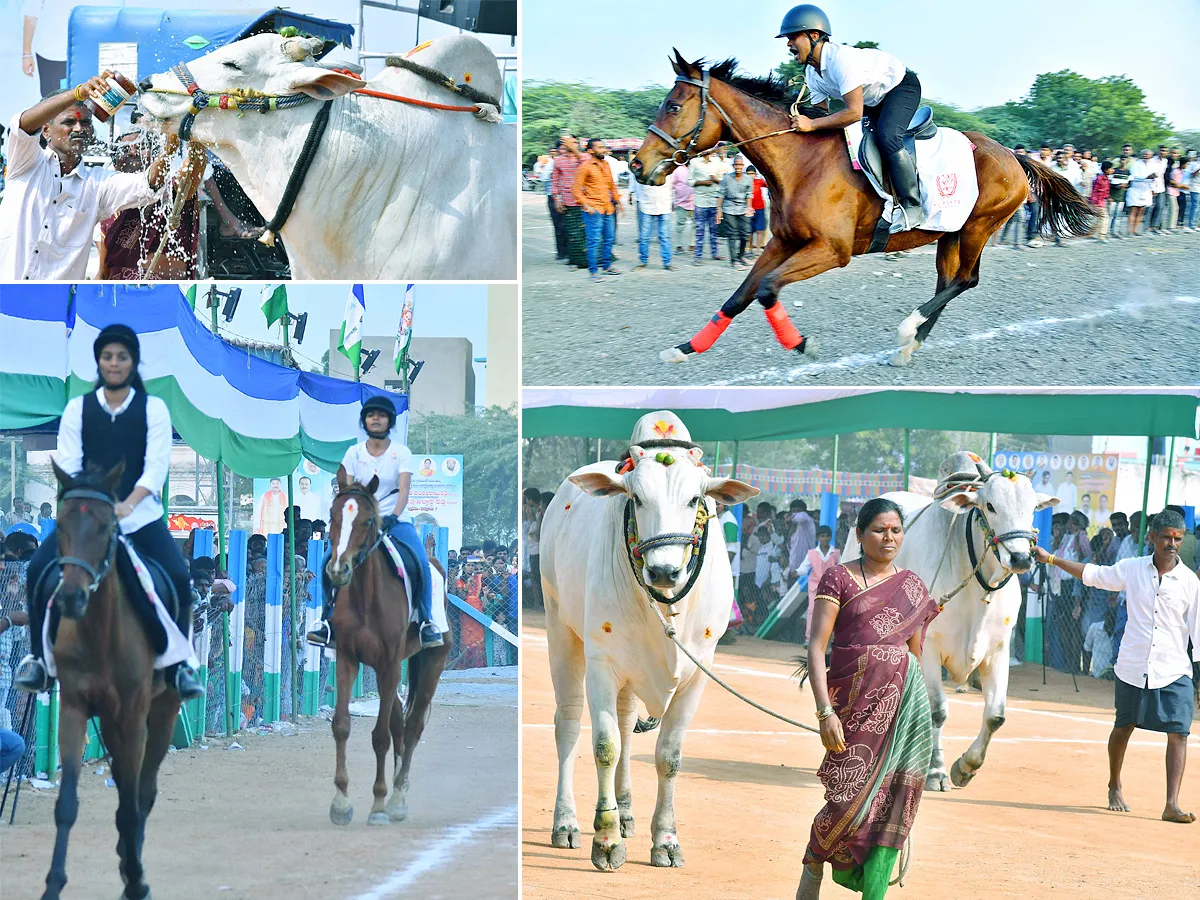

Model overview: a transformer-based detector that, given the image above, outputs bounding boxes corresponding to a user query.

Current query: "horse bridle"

[56,489,120,594]
[147,62,317,141]
[623,498,711,606]
[647,70,734,166]
[328,486,385,575]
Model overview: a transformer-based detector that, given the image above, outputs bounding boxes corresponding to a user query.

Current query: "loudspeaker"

[417,0,517,36]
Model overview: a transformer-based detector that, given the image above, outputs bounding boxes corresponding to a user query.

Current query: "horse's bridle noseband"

[328,486,385,576]
[151,62,317,141]
[647,70,734,166]
[57,489,120,595]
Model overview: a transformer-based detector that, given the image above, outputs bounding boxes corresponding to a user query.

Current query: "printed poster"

[407,454,464,551]
[993,450,1119,528]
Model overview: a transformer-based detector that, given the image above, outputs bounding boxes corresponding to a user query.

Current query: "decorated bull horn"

[283,36,315,62]
[258,229,277,247]
[975,460,993,480]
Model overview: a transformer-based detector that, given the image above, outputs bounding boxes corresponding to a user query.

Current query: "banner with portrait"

[407,454,465,551]
[993,449,1120,529]
[252,459,337,535]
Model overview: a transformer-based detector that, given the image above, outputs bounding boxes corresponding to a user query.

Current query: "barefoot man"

[1036,508,1200,823]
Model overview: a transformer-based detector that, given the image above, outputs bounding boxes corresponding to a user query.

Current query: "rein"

[329,486,386,577]
[56,489,120,595]
[623,498,710,606]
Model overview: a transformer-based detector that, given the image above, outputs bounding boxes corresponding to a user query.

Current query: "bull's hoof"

[330,797,354,826]
[925,771,951,792]
[551,825,582,849]
[385,796,408,822]
[620,811,635,838]
[950,758,977,788]
[367,811,391,826]
[651,839,685,868]
[660,346,688,364]
[591,836,627,871]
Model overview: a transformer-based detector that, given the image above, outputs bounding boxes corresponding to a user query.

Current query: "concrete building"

[327,331,475,418]
[486,284,518,409]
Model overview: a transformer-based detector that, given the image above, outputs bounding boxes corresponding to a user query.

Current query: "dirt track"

[520,193,1200,387]
[521,613,1200,900]
[1,669,517,900]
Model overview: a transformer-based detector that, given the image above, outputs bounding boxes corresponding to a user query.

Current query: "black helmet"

[777,4,832,38]
[360,395,397,429]
[93,324,140,365]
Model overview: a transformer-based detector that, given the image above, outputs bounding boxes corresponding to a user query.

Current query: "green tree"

[1018,70,1170,157]
[521,82,666,168]
[413,405,518,545]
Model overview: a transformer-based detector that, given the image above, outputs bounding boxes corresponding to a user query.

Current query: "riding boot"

[886,147,926,233]
[306,587,337,648]
[14,654,53,693]
[167,663,205,700]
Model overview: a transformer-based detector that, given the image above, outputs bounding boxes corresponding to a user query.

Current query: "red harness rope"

[328,68,485,114]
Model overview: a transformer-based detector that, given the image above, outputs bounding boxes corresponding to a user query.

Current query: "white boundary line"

[347,805,517,900]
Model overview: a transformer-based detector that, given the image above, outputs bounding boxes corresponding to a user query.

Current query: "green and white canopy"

[0,284,407,477]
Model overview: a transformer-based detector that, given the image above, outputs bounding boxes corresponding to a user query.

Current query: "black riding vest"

[81,389,148,500]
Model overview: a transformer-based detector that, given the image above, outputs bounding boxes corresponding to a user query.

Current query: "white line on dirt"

[347,805,517,900]
[712,295,1200,384]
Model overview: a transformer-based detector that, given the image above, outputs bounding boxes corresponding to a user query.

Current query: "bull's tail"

[792,654,810,689]
[1015,154,1098,237]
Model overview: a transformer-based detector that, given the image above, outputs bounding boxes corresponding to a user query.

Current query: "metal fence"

[1,561,37,821]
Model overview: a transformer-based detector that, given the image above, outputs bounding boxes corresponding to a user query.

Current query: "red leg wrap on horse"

[763,303,803,350]
[689,311,733,353]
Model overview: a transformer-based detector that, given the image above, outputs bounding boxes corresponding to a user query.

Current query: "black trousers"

[36,55,66,99]
[548,195,568,258]
[864,70,922,156]
[26,517,192,659]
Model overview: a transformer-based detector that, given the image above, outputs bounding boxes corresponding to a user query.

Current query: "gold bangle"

[1048,554,1056,566]
[74,84,87,103]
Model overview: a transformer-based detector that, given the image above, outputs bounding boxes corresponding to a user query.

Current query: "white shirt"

[0,114,160,281]
[1147,156,1167,193]
[720,510,740,578]
[54,388,172,535]
[339,441,416,522]
[635,180,673,216]
[804,42,907,108]
[295,489,322,521]
[1082,556,1200,690]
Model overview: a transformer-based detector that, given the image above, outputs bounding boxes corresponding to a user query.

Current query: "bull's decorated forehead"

[653,420,676,438]
[1000,468,1018,481]
[629,410,691,447]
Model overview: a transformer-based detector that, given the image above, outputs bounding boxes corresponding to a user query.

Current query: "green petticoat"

[831,845,900,900]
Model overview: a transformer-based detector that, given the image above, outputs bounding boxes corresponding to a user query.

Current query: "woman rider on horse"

[779,4,926,232]
[15,325,204,699]
[306,395,443,649]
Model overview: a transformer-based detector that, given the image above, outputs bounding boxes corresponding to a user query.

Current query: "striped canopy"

[0,284,407,477]
[714,463,939,498]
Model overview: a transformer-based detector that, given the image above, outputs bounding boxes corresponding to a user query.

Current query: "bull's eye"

[222,61,242,71]
[688,496,700,507]
[632,494,643,507]
[987,502,996,513]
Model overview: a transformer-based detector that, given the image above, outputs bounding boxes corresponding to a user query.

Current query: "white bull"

[138,33,515,279]
[540,446,756,870]
[844,459,1055,791]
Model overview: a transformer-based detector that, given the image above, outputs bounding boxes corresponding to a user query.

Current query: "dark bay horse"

[41,460,181,900]
[632,54,1097,367]
[324,474,450,826]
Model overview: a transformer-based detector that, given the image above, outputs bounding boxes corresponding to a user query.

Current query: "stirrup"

[14,655,53,693]
[890,204,926,233]
[306,620,335,648]
[172,665,206,700]
[419,621,444,648]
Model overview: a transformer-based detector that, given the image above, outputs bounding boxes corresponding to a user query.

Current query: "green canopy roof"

[522,388,1200,441]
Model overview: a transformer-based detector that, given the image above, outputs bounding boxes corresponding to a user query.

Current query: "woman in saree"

[797,498,940,900]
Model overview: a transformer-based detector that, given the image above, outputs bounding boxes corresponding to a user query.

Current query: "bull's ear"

[1034,493,1060,512]
[288,68,366,100]
[686,447,704,466]
[568,470,629,498]
[938,488,978,512]
[705,477,758,505]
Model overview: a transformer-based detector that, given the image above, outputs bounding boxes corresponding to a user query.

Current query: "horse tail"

[1015,153,1097,237]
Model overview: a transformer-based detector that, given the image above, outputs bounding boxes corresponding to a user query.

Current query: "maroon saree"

[804,563,940,874]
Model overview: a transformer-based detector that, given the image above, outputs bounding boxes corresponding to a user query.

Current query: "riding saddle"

[858,105,938,192]
[39,545,178,654]
[380,534,426,614]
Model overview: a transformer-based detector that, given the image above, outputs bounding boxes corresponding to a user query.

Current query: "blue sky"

[180,282,491,395]
[523,1,1198,130]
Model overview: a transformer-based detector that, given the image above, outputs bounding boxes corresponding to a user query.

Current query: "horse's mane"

[700,56,827,118]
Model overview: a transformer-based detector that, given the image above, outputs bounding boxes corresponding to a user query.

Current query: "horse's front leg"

[41,704,89,900]
[113,713,150,900]
[660,238,792,363]
[951,652,1010,787]
[131,692,183,865]
[330,650,358,826]
[751,238,849,356]
[388,643,449,822]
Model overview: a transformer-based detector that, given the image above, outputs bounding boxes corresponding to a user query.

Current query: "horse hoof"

[330,801,354,826]
[368,811,390,826]
[660,346,688,364]
[794,336,818,359]
[950,758,976,788]
[651,840,685,868]
[551,825,582,849]
[888,348,913,367]
[386,799,408,822]
[925,772,951,792]
[620,812,635,838]
[591,836,627,871]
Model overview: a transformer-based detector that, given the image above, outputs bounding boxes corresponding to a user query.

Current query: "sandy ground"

[1,668,517,900]
[520,193,1200,387]
[521,613,1200,900]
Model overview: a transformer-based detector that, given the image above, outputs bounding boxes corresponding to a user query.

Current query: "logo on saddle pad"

[935,173,958,198]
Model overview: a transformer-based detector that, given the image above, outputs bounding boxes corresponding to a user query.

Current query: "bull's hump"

[376,34,502,107]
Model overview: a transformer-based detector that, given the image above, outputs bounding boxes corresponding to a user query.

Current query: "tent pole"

[595,438,601,464]
[1163,436,1176,506]
[832,435,840,495]
[1139,436,1154,546]
[989,432,997,462]
[714,441,721,473]
[903,429,911,491]
[287,474,298,722]
[731,441,740,478]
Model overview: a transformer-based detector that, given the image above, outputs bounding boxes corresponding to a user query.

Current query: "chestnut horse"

[324,474,450,827]
[632,54,1097,367]
[40,461,182,900]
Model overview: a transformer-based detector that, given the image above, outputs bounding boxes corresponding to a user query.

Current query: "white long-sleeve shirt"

[0,114,160,281]
[54,388,172,534]
[1082,555,1200,690]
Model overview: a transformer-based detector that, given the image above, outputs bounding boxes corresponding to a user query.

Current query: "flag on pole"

[394,283,415,375]
[338,284,365,372]
[260,284,288,327]
[185,284,198,310]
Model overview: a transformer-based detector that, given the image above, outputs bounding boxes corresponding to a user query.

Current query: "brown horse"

[324,474,450,827]
[632,54,1097,367]
[41,460,181,900]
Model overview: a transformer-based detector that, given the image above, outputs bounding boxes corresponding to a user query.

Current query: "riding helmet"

[776,4,832,38]
[92,323,141,365]
[360,394,397,430]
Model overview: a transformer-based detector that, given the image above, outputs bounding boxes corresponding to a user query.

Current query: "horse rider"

[306,395,444,650]
[15,324,204,699]
[778,4,927,232]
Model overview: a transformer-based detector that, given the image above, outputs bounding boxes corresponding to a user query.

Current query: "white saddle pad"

[380,537,450,633]
[844,121,980,233]
[43,538,197,679]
